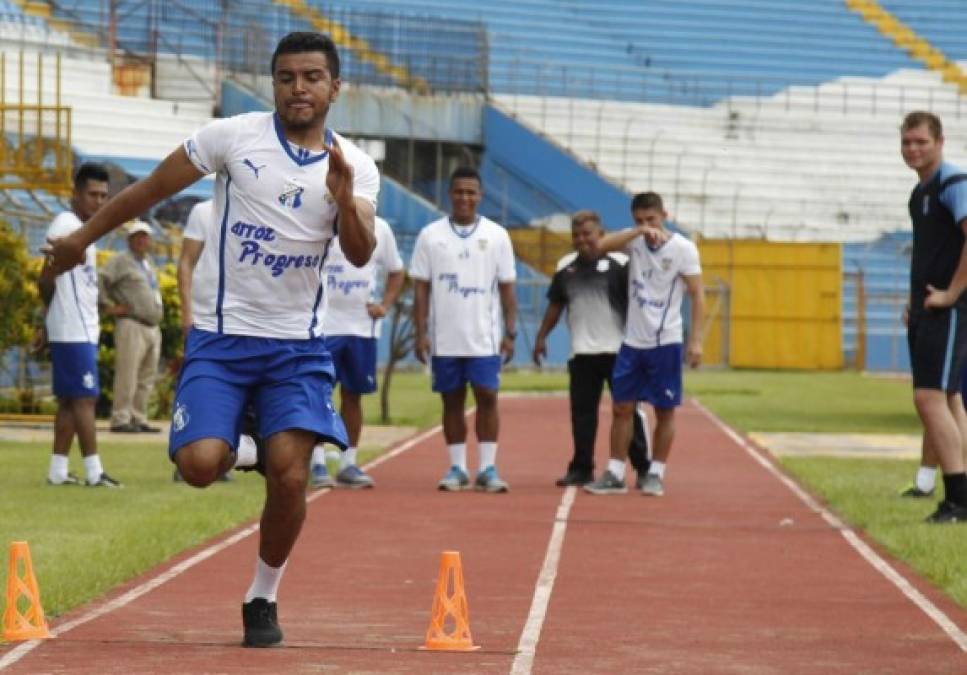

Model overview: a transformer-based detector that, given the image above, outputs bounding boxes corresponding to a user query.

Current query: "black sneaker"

[925,500,967,524]
[110,422,140,433]
[242,598,283,647]
[88,473,123,488]
[899,483,934,498]
[137,422,161,433]
[555,470,592,487]
[47,472,81,486]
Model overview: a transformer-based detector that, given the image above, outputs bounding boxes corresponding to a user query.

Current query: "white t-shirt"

[183,111,380,339]
[409,216,516,357]
[623,232,702,349]
[45,211,99,344]
[183,199,216,321]
[321,216,403,339]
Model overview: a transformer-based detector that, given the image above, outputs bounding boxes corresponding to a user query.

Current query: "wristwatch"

[504,330,517,340]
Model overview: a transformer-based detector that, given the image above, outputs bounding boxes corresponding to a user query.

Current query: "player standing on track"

[44,31,379,644]
[899,110,967,523]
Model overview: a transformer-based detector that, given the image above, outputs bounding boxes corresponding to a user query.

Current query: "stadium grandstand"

[2,0,965,396]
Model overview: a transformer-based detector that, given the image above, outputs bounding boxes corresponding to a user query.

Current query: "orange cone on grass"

[420,551,479,651]
[3,541,51,641]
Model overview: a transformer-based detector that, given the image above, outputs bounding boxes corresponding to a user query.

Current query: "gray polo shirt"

[547,251,628,356]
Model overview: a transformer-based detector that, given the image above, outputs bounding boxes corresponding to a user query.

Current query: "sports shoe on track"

[583,470,627,495]
[899,483,933,498]
[242,598,283,648]
[925,500,967,524]
[47,472,81,486]
[438,465,470,491]
[87,472,122,488]
[555,469,592,487]
[474,465,509,493]
[336,464,374,489]
[640,473,664,497]
[309,463,335,489]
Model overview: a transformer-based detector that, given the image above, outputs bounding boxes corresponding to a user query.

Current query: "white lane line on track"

[0,423,447,670]
[510,486,577,675]
[693,400,967,653]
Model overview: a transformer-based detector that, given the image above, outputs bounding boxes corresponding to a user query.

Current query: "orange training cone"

[3,541,51,641]
[420,551,480,651]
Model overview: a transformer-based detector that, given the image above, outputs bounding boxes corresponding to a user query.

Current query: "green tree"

[0,221,41,411]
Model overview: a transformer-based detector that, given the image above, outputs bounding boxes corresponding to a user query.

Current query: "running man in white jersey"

[410,166,518,493]
[585,191,704,496]
[311,215,404,489]
[38,162,122,488]
[44,32,379,648]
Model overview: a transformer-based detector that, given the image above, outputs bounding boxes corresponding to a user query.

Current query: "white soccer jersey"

[183,111,380,338]
[409,216,516,357]
[183,199,216,321]
[321,216,403,339]
[45,211,99,344]
[623,232,702,349]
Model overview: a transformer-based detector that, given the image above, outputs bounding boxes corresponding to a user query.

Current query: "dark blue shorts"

[431,355,501,393]
[50,342,99,399]
[611,343,683,408]
[325,335,378,394]
[908,307,967,392]
[168,328,348,460]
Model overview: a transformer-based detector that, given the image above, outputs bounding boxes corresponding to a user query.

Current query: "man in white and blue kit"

[411,166,518,493]
[310,215,404,489]
[39,162,122,488]
[44,33,378,647]
[585,191,704,496]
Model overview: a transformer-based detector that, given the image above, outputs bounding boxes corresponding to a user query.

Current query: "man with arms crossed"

[898,110,967,523]
[39,162,122,488]
[309,215,404,489]
[585,192,704,496]
[533,209,650,487]
[45,32,379,644]
[410,166,517,492]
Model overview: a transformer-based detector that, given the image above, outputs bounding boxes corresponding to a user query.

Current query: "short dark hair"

[571,210,601,229]
[901,110,943,140]
[630,191,664,212]
[73,162,108,190]
[449,166,481,188]
[271,32,340,79]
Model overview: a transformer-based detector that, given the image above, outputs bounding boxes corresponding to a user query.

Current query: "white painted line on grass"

[0,423,446,670]
[510,486,577,675]
[693,400,967,653]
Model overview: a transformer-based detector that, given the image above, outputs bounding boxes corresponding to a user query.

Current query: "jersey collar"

[448,216,480,238]
[273,113,332,167]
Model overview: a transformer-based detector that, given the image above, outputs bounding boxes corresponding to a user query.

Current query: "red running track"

[2,396,966,674]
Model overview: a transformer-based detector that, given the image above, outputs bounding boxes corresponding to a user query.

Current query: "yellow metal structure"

[0,51,73,196]
[845,0,967,94]
[699,240,843,370]
[273,0,429,93]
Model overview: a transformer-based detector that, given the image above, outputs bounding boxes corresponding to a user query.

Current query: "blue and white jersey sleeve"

[680,239,702,276]
[408,226,433,281]
[184,199,213,241]
[184,116,242,176]
[376,218,404,273]
[45,212,99,344]
[939,161,967,225]
[496,228,517,283]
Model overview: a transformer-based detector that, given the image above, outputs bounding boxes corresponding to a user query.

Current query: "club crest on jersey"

[82,371,95,390]
[477,239,488,251]
[172,402,190,432]
[661,257,672,271]
[279,179,305,209]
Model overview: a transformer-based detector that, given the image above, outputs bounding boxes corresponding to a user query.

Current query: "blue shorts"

[431,355,501,393]
[168,328,348,460]
[611,343,683,408]
[325,335,377,394]
[50,342,99,399]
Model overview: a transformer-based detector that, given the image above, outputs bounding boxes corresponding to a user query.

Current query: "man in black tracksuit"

[533,210,649,487]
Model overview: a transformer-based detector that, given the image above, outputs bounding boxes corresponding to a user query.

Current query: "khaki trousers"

[111,317,161,426]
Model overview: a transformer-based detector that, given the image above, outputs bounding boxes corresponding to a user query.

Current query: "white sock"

[607,458,626,481]
[235,435,257,468]
[83,454,104,484]
[325,448,342,463]
[340,447,358,470]
[244,557,287,603]
[49,454,69,483]
[448,443,467,472]
[311,444,327,467]
[478,442,497,472]
[648,461,666,479]
[916,465,937,492]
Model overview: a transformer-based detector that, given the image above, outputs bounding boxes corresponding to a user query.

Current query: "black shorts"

[908,306,967,391]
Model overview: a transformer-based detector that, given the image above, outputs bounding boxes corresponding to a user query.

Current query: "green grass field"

[1,368,963,640]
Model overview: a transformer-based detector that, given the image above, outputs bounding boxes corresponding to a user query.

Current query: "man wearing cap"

[99,220,164,433]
